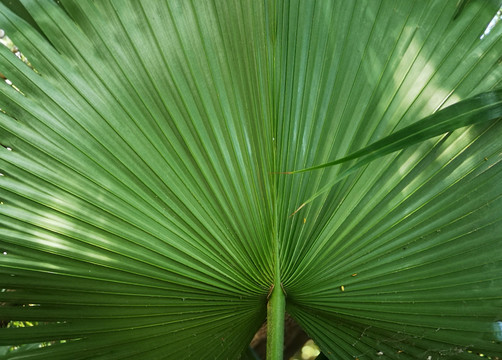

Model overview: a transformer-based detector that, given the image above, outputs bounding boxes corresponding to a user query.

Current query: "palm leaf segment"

[0,1,501,359]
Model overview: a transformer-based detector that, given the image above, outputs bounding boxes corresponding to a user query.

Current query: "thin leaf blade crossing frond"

[287,89,502,210]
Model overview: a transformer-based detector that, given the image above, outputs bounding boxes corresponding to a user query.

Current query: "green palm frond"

[0,1,501,359]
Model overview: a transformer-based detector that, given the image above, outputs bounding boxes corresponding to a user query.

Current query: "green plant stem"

[266,263,286,359]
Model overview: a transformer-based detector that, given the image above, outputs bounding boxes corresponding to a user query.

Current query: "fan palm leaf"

[0,0,501,359]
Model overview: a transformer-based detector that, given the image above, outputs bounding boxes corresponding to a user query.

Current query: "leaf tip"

[289,203,306,217]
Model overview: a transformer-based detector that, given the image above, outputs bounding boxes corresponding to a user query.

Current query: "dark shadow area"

[250,313,310,360]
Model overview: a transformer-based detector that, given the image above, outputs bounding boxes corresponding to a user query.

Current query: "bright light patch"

[480,7,502,39]
[493,321,502,341]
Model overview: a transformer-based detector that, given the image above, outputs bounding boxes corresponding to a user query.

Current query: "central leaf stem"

[266,255,285,359]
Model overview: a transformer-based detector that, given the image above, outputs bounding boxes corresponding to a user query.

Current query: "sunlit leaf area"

[1,1,502,359]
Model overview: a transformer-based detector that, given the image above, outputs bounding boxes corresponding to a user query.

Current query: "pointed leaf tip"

[289,203,306,217]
